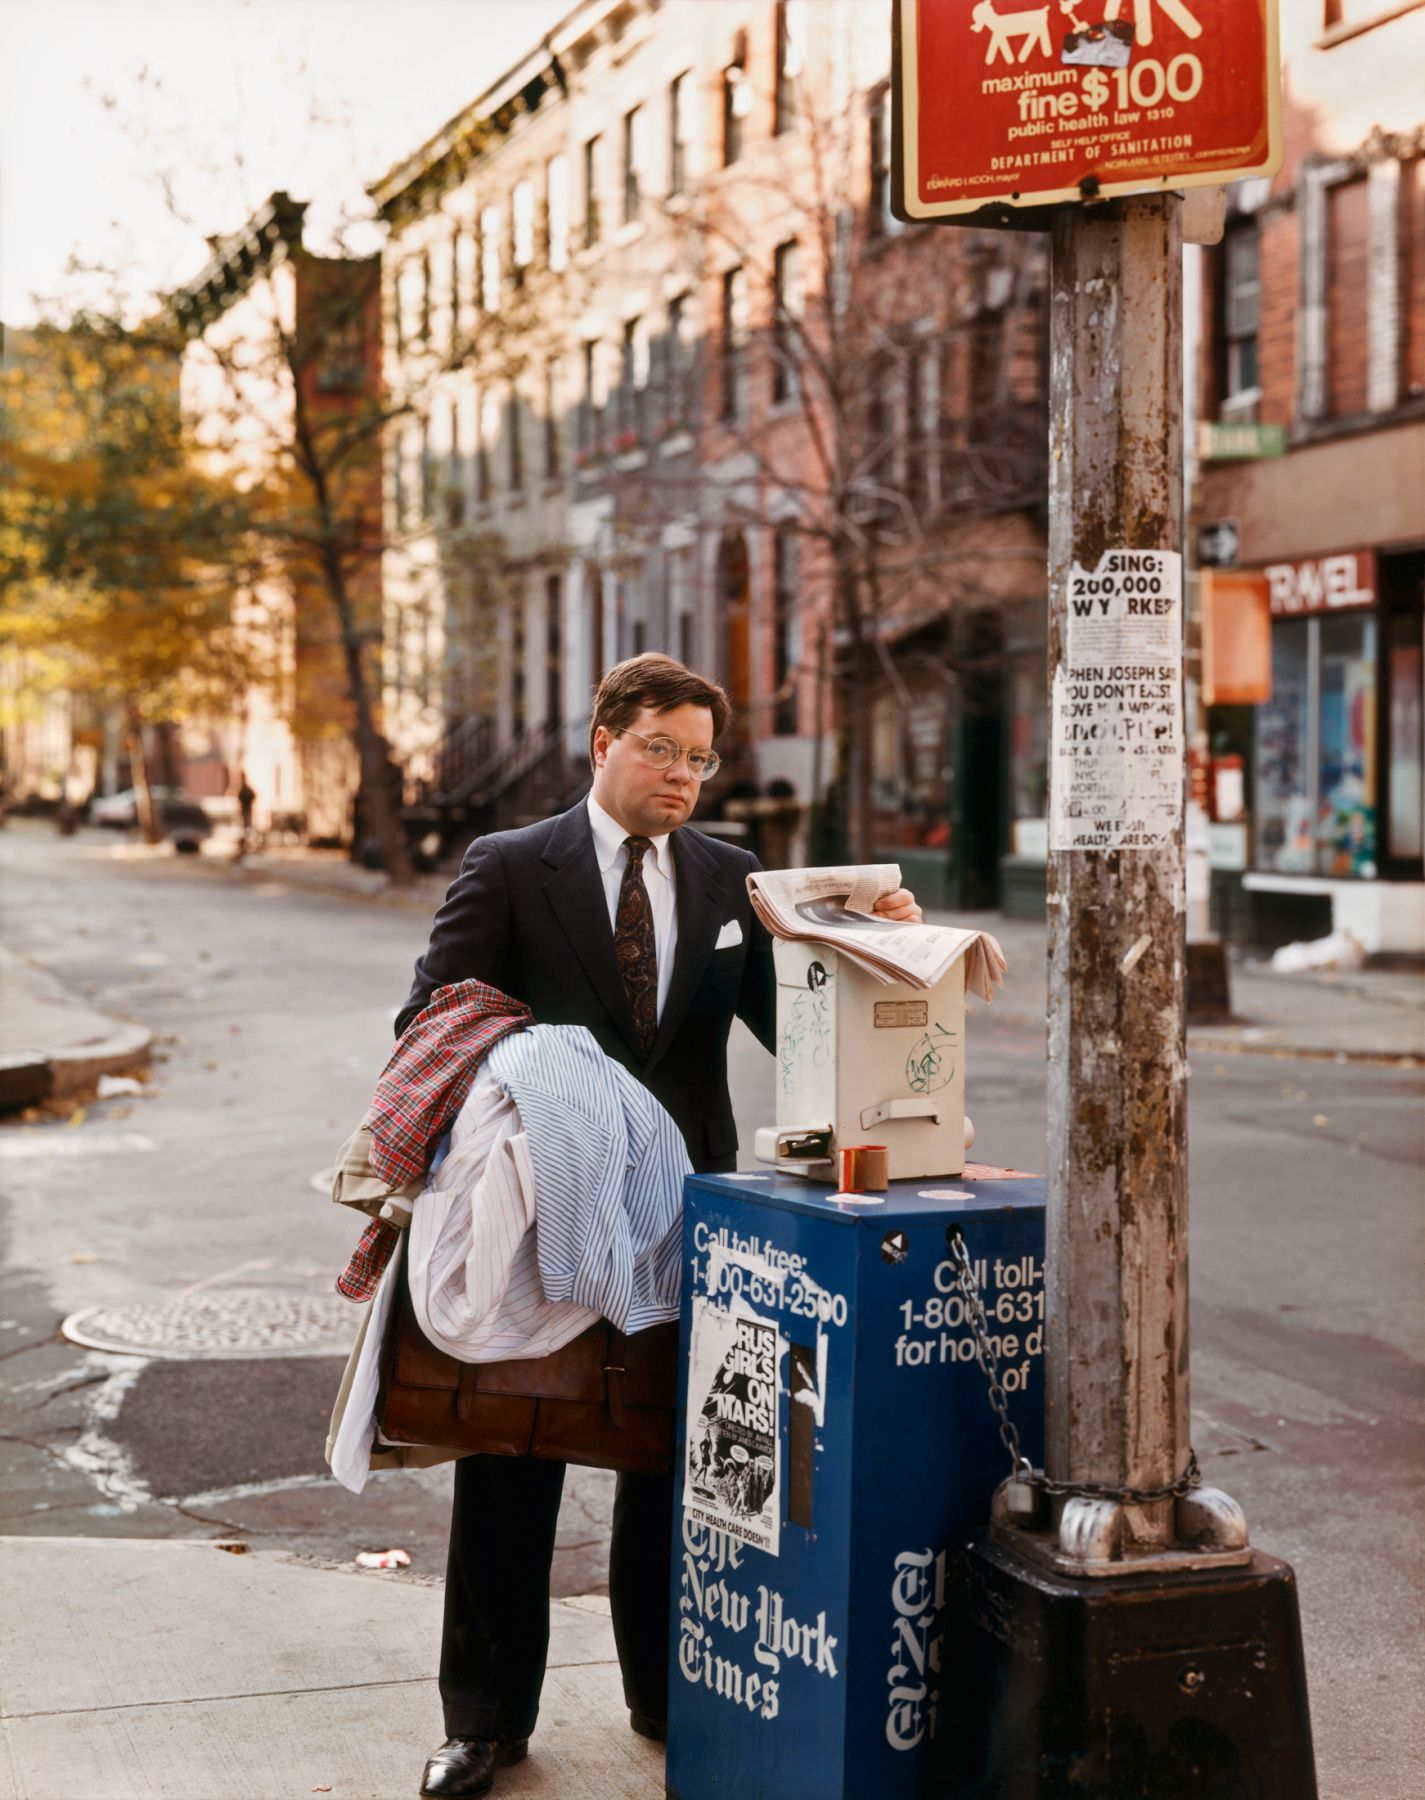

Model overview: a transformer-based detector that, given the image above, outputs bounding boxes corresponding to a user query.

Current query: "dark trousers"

[439,1451,674,1741]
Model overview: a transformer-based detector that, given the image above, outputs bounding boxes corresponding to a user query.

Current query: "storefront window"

[1255,621,1312,873]
[1254,615,1378,877]
[1316,614,1376,876]
[1387,614,1423,863]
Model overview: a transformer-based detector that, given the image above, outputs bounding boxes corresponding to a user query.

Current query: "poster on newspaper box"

[683,1298,781,1556]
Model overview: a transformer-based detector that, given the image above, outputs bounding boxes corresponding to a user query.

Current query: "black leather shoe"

[630,1711,667,1742]
[419,1737,529,1798]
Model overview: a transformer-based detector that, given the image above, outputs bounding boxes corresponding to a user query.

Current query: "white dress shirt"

[586,792,678,1022]
[328,1028,690,1494]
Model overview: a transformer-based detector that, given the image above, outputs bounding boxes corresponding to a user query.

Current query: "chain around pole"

[945,1228,1202,1508]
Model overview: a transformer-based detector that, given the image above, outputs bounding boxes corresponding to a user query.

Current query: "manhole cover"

[61,1289,359,1359]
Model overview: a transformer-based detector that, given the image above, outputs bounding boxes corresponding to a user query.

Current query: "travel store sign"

[895,0,1282,219]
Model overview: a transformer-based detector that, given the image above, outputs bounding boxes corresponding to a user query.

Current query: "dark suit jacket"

[397,803,776,1173]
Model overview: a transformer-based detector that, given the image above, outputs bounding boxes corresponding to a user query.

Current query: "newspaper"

[747,864,1007,999]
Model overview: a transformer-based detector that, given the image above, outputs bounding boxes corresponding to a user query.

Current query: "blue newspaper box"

[667,1169,1046,1800]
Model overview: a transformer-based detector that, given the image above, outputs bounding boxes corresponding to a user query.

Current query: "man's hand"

[874,887,923,924]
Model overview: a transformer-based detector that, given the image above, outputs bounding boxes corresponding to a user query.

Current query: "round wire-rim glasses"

[619,729,721,781]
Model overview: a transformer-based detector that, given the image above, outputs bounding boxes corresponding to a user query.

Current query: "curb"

[226,854,443,912]
[979,1006,1418,1065]
[47,1020,154,1097]
[0,1022,153,1108]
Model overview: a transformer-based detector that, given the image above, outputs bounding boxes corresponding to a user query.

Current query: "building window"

[861,352,895,521]
[666,292,691,428]
[583,134,601,247]
[773,239,802,404]
[316,307,366,394]
[723,36,749,166]
[508,385,524,491]
[546,154,570,272]
[543,357,562,478]
[668,73,689,195]
[618,318,648,443]
[448,230,463,357]
[622,106,643,225]
[772,527,800,735]
[512,180,535,280]
[546,574,564,726]
[775,2,805,134]
[480,206,501,312]
[578,339,600,456]
[446,396,462,500]
[907,344,934,514]
[721,266,748,423]
[477,390,496,502]
[419,413,434,518]
[511,603,527,734]
[1220,222,1260,405]
[392,427,408,528]
[419,252,432,343]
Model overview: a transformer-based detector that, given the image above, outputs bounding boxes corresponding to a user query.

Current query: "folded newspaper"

[746,865,1007,999]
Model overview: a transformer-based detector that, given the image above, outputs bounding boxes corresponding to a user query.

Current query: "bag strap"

[604,1326,629,1431]
[457,1358,480,1422]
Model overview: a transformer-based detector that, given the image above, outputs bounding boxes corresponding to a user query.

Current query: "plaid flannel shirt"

[336,980,532,1302]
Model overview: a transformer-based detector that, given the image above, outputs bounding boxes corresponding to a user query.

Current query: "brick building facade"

[174,194,384,843]
[1190,0,1425,952]
[371,0,1050,902]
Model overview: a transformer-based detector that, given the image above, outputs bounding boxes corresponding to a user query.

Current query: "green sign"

[1198,420,1287,463]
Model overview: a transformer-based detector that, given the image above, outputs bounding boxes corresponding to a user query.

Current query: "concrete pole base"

[936,1532,1317,1799]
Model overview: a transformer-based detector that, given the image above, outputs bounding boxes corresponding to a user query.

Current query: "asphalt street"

[0,823,1421,1795]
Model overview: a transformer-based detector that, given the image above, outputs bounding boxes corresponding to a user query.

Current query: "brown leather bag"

[376,1277,679,1475]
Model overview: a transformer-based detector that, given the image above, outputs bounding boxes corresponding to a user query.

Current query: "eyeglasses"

[619,729,721,781]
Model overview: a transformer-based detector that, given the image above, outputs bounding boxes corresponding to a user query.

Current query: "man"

[401,654,920,1799]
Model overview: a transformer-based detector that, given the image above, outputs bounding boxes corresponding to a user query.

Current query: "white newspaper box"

[763,938,967,1181]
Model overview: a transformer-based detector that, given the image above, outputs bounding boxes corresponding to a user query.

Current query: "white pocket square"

[714,919,743,950]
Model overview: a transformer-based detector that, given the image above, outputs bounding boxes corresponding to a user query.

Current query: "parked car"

[89,786,187,828]
[157,798,213,853]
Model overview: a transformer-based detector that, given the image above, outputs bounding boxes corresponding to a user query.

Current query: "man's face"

[591,702,715,837]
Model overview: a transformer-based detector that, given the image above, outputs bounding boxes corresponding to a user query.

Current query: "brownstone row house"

[1189,0,1425,953]
[172,193,385,844]
[370,0,1050,905]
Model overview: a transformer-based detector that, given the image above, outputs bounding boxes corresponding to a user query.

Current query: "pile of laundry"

[324,980,690,1492]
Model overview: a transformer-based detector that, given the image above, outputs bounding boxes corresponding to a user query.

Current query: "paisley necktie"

[615,835,659,1057]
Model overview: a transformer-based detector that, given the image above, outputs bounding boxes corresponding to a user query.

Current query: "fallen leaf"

[70,1251,99,1265]
[66,1107,87,1127]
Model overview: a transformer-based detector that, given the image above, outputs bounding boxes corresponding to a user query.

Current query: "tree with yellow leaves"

[0,317,262,840]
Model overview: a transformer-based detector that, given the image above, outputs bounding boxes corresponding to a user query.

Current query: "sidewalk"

[0,1536,661,1800]
[929,908,1424,1063]
[0,945,151,1108]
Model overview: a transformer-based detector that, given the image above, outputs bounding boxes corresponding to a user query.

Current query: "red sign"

[1262,551,1377,618]
[895,0,1282,219]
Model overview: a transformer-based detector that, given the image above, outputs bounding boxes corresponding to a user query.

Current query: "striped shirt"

[405,1023,690,1363]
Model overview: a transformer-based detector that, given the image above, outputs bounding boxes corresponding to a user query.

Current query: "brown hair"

[588,654,731,767]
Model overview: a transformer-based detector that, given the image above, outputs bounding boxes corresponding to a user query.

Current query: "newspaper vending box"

[667,1169,1046,1800]
[757,940,969,1181]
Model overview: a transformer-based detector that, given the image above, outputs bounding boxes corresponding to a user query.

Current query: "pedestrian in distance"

[399,653,921,1799]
